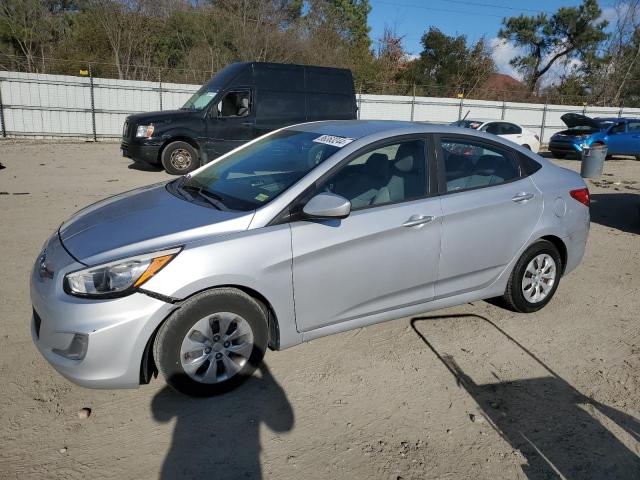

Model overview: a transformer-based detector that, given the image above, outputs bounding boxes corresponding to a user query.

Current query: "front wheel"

[161,141,199,175]
[502,240,562,313]
[153,288,268,396]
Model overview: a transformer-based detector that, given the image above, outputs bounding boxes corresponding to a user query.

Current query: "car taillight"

[570,188,590,207]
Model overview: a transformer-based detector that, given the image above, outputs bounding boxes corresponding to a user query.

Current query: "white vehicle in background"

[451,119,541,153]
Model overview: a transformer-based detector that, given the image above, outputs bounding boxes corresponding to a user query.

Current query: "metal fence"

[2,70,639,144]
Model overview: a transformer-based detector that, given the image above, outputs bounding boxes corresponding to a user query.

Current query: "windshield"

[182,86,218,111]
[451,120,483,129]
[175,130,345,211]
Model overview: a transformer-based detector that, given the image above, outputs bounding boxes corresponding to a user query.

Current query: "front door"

[290,137,442,332]
[607,120,640,155]
[435,135,543,297]
[205,89,255,159]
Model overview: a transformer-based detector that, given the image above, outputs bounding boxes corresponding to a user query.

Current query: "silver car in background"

[31,120,590,396]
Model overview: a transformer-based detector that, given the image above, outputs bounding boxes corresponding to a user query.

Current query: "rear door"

[435,135,543,298]
[290,136,441,332]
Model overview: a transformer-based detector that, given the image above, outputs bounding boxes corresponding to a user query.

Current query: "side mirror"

[302,193,351,219]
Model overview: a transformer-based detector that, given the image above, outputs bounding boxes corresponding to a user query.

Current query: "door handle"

[402,215,435,227]
[512,192,534,203]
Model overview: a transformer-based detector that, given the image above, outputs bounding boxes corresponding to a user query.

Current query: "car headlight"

[64,247,180,298]
[136,124,154,138]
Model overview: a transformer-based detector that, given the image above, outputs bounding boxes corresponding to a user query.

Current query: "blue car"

[549,114,640,159]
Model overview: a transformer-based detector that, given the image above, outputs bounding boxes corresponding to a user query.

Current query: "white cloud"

[489,37,523,80]
[489,37,584,87]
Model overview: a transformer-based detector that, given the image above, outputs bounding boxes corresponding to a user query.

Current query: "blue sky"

[367,0,618,77]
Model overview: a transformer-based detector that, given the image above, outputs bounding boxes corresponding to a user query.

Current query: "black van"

[121,62,357,174]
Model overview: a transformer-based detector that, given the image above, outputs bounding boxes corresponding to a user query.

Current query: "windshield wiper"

[182,184,227,211]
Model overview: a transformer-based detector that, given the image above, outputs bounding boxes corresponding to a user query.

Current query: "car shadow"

[411,314,640,480]
[590,193,640,234]
[127,160,163,172]
[151,362,294,479]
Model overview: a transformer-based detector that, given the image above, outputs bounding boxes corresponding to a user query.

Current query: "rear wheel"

[161,141,199,175]
[153,288,268,396]
[503,240,562,313]
[522,144,531,150]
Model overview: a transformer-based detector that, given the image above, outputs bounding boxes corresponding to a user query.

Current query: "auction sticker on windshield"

[313,135,355,148]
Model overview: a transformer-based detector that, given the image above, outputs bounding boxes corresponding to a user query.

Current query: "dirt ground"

[0,141,639,480]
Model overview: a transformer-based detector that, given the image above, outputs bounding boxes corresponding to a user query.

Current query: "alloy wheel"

[521,253,556,304]
[179,312,254,384]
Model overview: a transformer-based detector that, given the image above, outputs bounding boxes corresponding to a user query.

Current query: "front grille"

[33,308,42,339]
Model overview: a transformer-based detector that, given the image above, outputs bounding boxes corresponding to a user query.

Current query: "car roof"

[460,118,522,125]
[292,120,474,139]
[595,117,640,122]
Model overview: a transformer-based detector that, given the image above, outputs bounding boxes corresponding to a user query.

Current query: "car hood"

[560,113,602,130]
[59,183,254,265]
[126,109,195,125]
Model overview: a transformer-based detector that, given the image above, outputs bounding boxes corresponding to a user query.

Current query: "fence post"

[582,102,587,115]
[158,71,163,111]
[618,103,624,117]
[540,102,548,145]
[357,83,362,119]
[410,84,416,121]
[457,93,464,121]
[89,65,97,142]
[501,99,506,120]
[0,81,6,138]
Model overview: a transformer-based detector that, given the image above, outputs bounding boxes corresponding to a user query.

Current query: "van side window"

[218,90,251,117]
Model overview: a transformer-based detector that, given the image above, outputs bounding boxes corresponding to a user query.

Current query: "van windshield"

[182,87,218,111]
[172,130,345,211]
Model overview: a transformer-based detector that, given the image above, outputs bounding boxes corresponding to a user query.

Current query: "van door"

[254,64,306,137]
[204,89,255,159]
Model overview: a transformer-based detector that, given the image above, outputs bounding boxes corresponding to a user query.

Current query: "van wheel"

[153,288,268,397]
[502,240,562,313]
[161,141,199,175]
[522,144,531,150]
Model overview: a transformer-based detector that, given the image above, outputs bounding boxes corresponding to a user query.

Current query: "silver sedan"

[30,120,590,396]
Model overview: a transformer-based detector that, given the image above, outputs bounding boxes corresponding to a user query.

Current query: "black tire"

[153,288,268,397]
[161,141,199,175]
[522,144,531,150]
[502,240,562,313]
[551,151,566,159]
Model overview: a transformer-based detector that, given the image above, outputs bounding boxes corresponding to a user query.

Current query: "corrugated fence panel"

[1,70,638,143]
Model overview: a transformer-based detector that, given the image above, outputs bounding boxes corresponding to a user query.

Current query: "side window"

[482,123,500,135]
[321,139,428,209]
[610,122,626,134]
[503,123,522,135]
[257,90,306,120]
[627,121,640,132]
[441,138,520,192]
[217,90,251,117]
